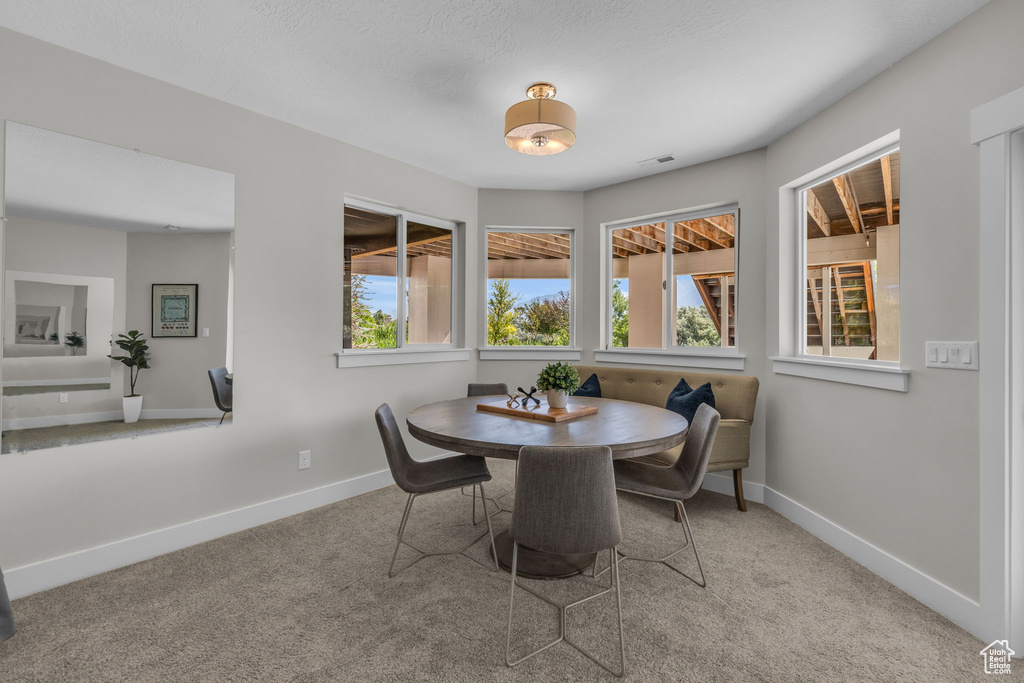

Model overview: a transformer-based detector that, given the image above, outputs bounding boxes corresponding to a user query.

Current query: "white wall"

[764,0,1024,602]
[0,28,479,572]
[124,231,231,410]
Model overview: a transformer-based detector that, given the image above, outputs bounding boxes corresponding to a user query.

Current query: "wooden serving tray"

[476,399,598,423]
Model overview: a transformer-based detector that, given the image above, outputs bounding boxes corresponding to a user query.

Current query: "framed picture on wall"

[152,284,198,337]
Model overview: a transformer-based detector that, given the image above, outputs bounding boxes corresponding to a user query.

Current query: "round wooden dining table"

[406,395,688,579]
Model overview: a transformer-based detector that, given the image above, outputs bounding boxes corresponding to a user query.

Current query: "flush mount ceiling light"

[504,82,576,156]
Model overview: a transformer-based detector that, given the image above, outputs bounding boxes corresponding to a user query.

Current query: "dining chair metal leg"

[673,501,706,588]
[477,483,499,572]
[388,489,491,578]
[506,543,626,676]
[616,492,706,588]
[470,485,503,526]
[464,485,507,520]
[388,493,417,578]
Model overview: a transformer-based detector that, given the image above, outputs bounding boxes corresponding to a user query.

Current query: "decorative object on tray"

[152,283,198,337]
[536,362,580,410]
[506,392,522,409]
[477,398,597,423]
[108,329,151,423]
[517,385,541,407]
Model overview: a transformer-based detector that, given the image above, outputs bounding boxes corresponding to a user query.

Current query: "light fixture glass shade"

[505,94,576,155]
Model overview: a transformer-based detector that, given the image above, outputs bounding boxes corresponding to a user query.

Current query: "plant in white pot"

[536,361,580,410]
[108,330,150,424]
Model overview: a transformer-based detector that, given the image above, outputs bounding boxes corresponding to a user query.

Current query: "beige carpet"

[0,459,1004,681]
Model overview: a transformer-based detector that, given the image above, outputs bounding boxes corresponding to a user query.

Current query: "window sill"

[479,347,582,361]
[336,348,471,368]
[770,356,909,392]
[593,348,745,371]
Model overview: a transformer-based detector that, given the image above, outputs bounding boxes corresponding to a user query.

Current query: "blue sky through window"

[362,275,398,317]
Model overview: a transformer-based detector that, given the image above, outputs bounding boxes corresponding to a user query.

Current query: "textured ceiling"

[5,122,235,232]
[0,0,990,191]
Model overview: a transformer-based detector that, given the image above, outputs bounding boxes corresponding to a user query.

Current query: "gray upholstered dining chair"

[505,445,625,678]
[0,566,14,644]
[375,404,498,578]
[467,382,507,397]
[464,382,509,522]
[208,367,232,425]
[612,403,720,587]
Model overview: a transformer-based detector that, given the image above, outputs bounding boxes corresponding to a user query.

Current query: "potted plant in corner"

[108,330,150,423]
[536,361,580,410]
[64,330,85,356]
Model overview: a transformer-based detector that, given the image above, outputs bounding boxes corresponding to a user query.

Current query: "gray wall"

[478,0,1024,605]
[124,231,231,410]
[0,28,480,570]
[761,0,1024,601]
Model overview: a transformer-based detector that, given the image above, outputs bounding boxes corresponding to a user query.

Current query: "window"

[607,206,738,351]
[798,146,899,362]
[342,201,455,351]
[485,228,573,347]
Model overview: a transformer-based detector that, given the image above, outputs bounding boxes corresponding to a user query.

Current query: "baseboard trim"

[3,411,123,431]
[139,409,223,420]
[2,408,224,430]
[701,471,765,503]
[4,451,456,600]
[5,467,387,599]
[762,487,984,639]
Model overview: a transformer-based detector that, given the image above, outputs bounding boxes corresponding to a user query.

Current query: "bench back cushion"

[573,365,758,423]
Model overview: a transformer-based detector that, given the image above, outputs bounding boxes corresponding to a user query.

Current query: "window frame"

[480,225,579,360]
[337,198,465,367]
[597,204,744,370]
[771,133,908,391]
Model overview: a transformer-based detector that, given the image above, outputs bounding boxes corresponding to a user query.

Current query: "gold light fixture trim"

[505,82,576,156]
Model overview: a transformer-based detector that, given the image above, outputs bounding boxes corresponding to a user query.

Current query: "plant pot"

[546,389,569,409]
[123,395,143,424]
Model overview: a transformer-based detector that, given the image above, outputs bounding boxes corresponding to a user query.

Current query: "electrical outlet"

[298,450,311,470]
[59,392,69,404]
[202,328,210,337]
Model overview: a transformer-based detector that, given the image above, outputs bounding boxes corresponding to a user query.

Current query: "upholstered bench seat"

[574,365,759,511]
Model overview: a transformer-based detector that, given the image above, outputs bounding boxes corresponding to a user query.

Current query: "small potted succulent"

[108,330,151,423]
[536,362,580,409]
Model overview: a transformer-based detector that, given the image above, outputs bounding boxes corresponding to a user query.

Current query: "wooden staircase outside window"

[805,261,877,358]
[692,274,735,347]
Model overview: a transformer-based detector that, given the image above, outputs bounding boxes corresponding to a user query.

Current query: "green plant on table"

[536,362,580,394]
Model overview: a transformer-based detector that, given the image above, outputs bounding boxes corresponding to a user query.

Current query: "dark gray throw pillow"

[573,373,601,398]
[665,378,715,424]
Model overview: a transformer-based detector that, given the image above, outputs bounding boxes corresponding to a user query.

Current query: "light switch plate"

[925,342,979,370]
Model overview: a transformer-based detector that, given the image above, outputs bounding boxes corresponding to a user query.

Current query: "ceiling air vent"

[637,154,675,168]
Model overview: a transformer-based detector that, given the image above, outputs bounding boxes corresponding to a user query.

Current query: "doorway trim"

[972,84,1024,651]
